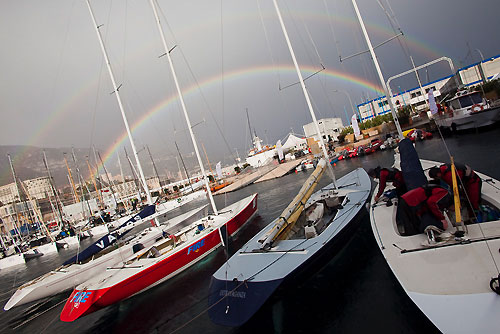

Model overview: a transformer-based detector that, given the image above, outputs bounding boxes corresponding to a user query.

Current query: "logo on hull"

[71,291,92,307]
[187,239,205,255]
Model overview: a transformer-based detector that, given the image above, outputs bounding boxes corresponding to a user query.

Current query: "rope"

[434,122,500,275]
[155,1,238,164]
[12,298,67,330]
[167,195,367,333]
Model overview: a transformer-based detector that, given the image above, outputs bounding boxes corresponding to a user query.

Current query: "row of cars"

[332,128,433,162]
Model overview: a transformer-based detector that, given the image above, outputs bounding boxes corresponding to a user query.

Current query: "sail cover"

[399,138,427,190]
[63,204,156,265]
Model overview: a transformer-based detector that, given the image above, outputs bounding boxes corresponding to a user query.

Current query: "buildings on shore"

[357,53,500,120]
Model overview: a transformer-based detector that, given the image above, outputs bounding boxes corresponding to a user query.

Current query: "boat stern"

[60,288,108,322]
[208,276,282,327]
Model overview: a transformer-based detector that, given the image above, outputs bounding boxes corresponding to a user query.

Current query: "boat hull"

[60,194,258,322]
[0,253,26,269]
[4,227,164,310]
[208,168,371,326]
[370,159,500,333]
[434,106,500,130]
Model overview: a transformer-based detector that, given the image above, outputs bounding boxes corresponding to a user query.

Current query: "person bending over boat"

[428,163,482,214]
[368,166,407,202]
[396,185,452,236]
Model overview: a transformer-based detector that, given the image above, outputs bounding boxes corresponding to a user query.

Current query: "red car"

[407,129,433,142]
[370,139,383,151]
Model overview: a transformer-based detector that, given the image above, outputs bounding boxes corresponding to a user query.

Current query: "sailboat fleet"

[2,1,500,333]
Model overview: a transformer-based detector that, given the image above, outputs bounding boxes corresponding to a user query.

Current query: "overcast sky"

[1,0,499,173]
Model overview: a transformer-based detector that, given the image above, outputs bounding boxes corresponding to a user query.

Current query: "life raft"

[471,104,484,113]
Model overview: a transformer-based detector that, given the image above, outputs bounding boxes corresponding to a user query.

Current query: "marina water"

[1,126,500,333]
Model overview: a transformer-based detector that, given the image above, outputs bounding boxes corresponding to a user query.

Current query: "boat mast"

[85,0,153,205]
[7,154,26,243]
[174,141,194,193]
[63,153,80,203]
[272,0,336,186]
[42,150,65,226]
[246,108,254,149]
[87,159,103,207]
[96,151,119,211]
[146,145,162,193]
[351,0,403,139]
[124,147,143,202]
[71,148,92,217]
[116,152,129,210]
[148,0,218,215]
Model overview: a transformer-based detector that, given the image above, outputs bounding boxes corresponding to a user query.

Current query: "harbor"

[0,127,499,333]
[1,0,500,333]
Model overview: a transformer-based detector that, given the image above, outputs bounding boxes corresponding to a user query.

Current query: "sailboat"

[371,145,500,333]
[343,0,500,331]
[4,204,207,310]
[59,0,258,321]
[8,154,58,258]
[207,0,370,326]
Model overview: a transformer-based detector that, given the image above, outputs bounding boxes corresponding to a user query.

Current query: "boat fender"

[471,104,484,113]
[490,274,500,295]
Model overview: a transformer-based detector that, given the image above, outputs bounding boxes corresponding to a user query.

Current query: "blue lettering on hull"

[187,238,205,255]
[71,291,92,303]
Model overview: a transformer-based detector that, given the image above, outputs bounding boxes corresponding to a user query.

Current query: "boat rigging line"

[154,0,238,165]
[433,123,500,280]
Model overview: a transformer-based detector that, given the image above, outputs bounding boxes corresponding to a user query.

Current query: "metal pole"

[272,0,336,186]
[86,0,153,205]
[410,55,428,109]
[351,0,403,138]
[149,0,218,214]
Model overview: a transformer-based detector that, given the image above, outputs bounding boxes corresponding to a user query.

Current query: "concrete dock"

[254,158,305,183]
[213,164,275,195]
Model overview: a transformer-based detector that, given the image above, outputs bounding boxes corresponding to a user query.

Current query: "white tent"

[282,134,307,151]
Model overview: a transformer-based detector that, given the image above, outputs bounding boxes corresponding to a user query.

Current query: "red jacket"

[376,168,405,198]
[438,164,465,188]
[401,186,451,220]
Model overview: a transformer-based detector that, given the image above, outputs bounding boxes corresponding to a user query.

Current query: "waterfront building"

[303,117,344,142]
[357,53,500,120]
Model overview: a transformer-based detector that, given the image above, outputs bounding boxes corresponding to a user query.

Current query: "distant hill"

[0,145,196,190]
[0,145,100,189]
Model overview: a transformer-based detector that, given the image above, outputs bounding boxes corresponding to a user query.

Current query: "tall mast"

[117,151,126,186]
[272,0,336,186]
[97,151,119,210]
[124,148,143,202]
[146,145,161,192]
[86,0,153,205]
[92,146,104,203]
[351,0,403,139]
[246,108,254,148]
[148,0,218,215]
[42,150,64,225]
[64,153,79,203]
[7,154,26,242]
[71,148,91,217]
[87,159,103,207]
[174,141,194,193]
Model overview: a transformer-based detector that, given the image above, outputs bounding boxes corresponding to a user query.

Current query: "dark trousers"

[397,200,445,236]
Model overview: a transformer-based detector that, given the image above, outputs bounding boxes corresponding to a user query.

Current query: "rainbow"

[2,8,445,183]
[98,64,383,167]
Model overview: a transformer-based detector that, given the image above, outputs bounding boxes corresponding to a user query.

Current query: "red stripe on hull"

[60,194,257,322]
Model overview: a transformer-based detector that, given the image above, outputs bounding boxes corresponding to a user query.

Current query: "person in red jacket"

[368,166,407,202]
[428,163,482,212]
[397,185,452,236]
